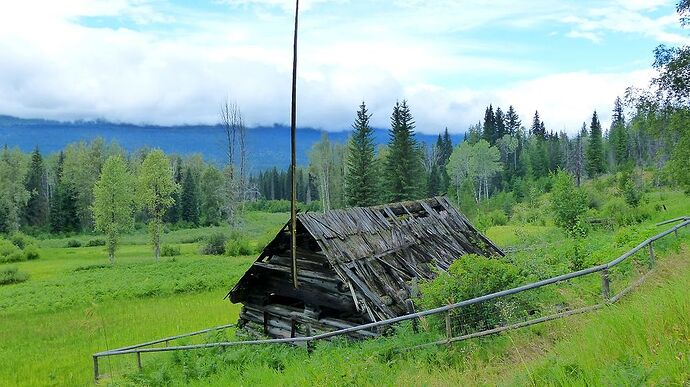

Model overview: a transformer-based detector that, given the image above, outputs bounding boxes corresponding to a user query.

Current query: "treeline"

[0,140,244,236]
[291,94,681,216]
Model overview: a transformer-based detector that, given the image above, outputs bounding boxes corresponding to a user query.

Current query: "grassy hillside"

[0,186,688,386]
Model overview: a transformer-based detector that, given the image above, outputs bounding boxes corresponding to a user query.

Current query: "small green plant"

[200,232,227,255]
[66,239,82,248]
[161,245,181,257]
[0,267,29,285]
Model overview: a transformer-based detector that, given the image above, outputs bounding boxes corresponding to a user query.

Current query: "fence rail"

[92,216,690,382]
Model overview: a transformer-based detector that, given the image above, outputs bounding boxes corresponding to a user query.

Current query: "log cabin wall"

[228,196,503,340]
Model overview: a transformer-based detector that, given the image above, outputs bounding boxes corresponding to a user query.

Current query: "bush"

[0,239,24,263]
[66,239,82,248]
[618,167,642,207]
[225,237,253,256]
[161,245,181,257]
[86,238,106,247]
[9,232,35,249]
[23,245,40,261]
[602,198,651,227]
[551,170,589,237]
[0,267,28,285]
[418,254,528,333]
[200,233,227,255]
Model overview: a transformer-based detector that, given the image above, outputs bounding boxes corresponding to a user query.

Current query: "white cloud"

[0,0,681,136]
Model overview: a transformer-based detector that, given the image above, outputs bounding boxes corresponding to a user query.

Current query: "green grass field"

[1,190,689,386]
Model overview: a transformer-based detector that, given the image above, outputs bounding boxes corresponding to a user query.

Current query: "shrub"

[618,167,642,207]
[602,198,651,226]
[200,232,227,255]
[23,245,40,261]
[66,239,82,248]
[225,238,253,256]
[161,245,181,257]
[0,267,28,285]
[9,232,35,249]
[0,239,24,263]
[552,170,589,237]
[86,238,107,247]
[73,263,110,272]
[418,254,527,333]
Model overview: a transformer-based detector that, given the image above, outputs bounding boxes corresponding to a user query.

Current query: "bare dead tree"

[219,100,247,229]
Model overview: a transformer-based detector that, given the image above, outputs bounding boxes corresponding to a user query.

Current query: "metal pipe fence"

[92,216,690,382]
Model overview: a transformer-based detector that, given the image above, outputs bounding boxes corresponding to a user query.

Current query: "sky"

[0,0,688,135]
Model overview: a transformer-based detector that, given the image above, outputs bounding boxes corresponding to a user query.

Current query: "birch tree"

[136,150,178,261]
[93,155,134,263]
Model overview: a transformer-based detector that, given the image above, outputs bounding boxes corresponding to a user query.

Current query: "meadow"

[0,188,689,386]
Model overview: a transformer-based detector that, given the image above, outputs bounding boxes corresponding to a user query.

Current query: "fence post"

[601,268,610,301]
[648,242,655,267]
[137,352,142,370]
[93,355,99,383]
[445,311,452,346]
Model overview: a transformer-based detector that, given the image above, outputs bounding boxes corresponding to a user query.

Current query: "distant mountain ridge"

[0,115,463,172]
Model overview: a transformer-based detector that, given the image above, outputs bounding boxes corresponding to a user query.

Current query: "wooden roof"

[230,197,503,322]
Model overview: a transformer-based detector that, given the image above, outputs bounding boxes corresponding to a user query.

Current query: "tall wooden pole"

[290,0,300,288]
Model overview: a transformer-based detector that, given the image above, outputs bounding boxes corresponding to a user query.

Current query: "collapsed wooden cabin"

[227,196,503,339]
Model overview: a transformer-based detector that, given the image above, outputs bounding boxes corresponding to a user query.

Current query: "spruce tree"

[494,107,506,140]
[385,100,424,201]
[505,105,521,135]
[531,111,544,138]
[24,147,49,228]
[441,128,453,163]
[482,105,496,144]
[50,152,79,233]
[180,167,200,225]
[586,111,606,177]
[609,96,628,167]
[345,102,379,207]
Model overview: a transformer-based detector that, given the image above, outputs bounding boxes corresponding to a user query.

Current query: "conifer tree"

[505,105,521,135]
[586,111,606,177]
[494,107,506,140]
[345,102,379,207]
[436,128,453,194]
[24,147,49,228]
[482,105,496,144]
[50,152,79,233]
[180,167,200,225]
[609,96,628,167]
[531,111,544,138]
[385,100,424,201]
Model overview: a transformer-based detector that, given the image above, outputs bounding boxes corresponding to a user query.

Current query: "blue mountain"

[0,115,462,172]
